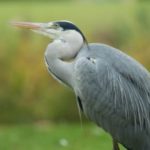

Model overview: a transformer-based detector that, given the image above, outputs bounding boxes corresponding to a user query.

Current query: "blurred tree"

[138,0,150,2]
[0,0,72,1]
[136,6,150,31]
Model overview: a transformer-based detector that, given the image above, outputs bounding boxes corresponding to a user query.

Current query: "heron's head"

[12,20,87,47]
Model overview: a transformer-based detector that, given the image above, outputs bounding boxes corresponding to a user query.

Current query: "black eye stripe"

[57,22,79,31]
[55,21,87,41]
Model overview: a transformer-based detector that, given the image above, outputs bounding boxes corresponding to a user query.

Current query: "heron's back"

[74,43,150,150]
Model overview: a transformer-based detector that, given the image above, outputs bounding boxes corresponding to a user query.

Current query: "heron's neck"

[44,33,83,88]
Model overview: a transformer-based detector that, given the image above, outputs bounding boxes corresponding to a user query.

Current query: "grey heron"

[12,20,150,150]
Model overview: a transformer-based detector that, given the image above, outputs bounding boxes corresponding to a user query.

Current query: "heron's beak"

[11,21,42,30]
[11,21,60,39]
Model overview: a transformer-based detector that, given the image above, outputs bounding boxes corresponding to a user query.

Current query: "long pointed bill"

[11,21,42,30]
[11,21,61,39]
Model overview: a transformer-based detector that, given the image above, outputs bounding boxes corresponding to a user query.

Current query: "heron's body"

[13,20,150,150]
[73,44,150,150]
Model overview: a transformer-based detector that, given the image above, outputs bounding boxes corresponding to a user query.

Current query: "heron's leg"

[112,138,120,150]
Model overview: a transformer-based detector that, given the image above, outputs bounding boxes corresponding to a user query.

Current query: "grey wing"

[74,56,150,133]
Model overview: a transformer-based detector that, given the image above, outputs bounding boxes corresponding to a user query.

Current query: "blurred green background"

[0,0,150,149]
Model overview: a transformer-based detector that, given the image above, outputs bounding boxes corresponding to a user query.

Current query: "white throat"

[44,30,84,87]
[45,30,84,60]
[60,30,84,52]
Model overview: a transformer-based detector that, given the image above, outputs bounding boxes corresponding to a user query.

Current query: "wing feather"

[74,44,150,149]
[95,58,150,131]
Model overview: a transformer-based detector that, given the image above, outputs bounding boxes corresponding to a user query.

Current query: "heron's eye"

[51,23,59,29]
[47,23,59,29]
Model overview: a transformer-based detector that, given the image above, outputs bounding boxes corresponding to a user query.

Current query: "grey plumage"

[13,20,150,150]
[74,43,150,150]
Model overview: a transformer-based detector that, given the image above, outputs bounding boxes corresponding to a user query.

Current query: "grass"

[0,123,125,150]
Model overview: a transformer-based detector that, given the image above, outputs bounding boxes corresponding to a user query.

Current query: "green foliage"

[0,2,150,123]
[0,0,71,2]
